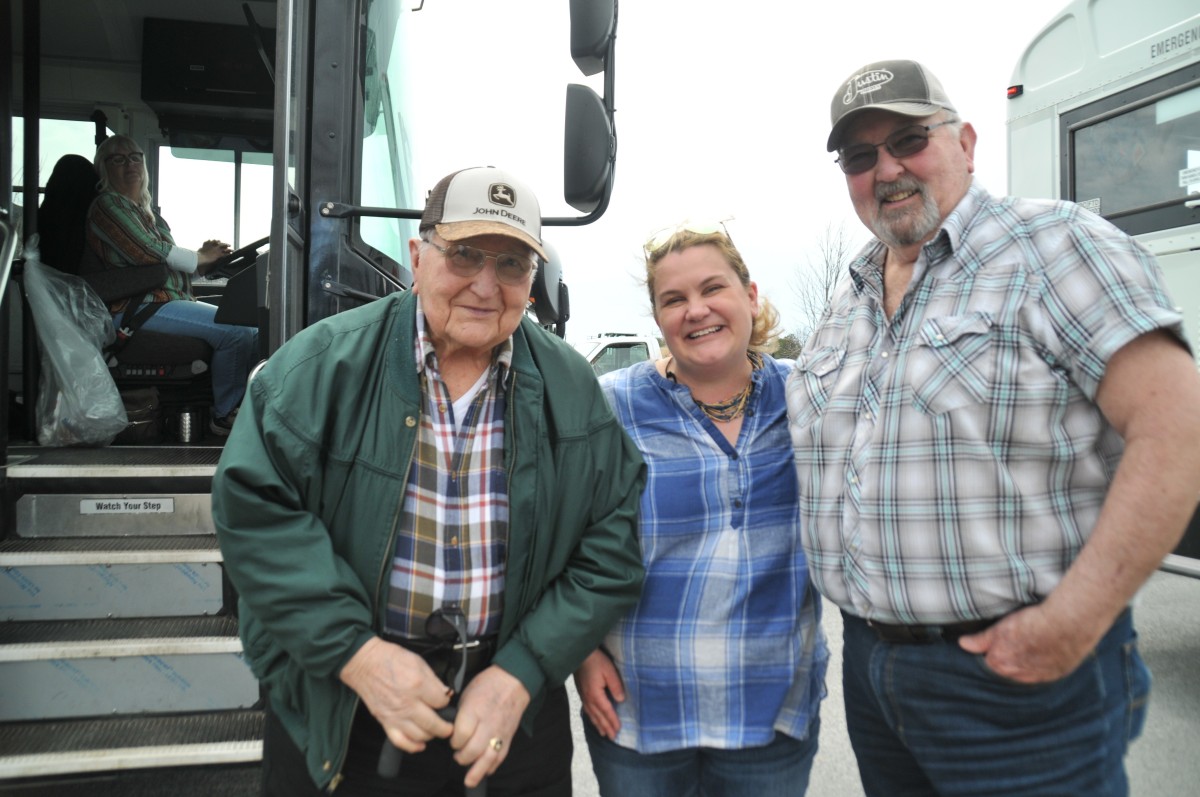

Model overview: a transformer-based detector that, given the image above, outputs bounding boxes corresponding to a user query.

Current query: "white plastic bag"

[24,253,128,446]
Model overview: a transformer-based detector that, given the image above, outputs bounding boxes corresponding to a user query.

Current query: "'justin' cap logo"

[843,69,895,106]
[489,183,516,208]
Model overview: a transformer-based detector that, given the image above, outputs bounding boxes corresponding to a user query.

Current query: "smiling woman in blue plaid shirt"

[574,222,827,797]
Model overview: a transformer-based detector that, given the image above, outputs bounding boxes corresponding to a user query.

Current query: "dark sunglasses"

[425,605,472,695]
[377,606,477,782]
[836,119,957,175]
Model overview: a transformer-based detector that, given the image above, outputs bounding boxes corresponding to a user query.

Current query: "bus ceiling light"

[1007,85,1024,99]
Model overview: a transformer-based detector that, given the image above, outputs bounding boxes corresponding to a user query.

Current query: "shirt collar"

[848,178,989,293]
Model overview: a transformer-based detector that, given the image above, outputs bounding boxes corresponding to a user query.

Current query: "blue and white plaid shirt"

[787,181,1185,625]
[601,357,827,753]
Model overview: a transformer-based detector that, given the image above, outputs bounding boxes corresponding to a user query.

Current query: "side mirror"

[555,0,617,222]
[564,85,614,214]
[570,0,616,76]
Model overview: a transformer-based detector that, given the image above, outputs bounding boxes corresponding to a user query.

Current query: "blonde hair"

[94,134,154,216]
[644,228,780,352]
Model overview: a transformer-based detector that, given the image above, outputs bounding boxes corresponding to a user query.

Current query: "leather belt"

[389,635,499,687]
[866,617,998,644]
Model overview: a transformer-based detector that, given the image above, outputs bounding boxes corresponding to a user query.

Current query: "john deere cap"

[419,166,546,259]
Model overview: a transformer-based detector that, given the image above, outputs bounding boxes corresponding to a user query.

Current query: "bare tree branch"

[789,221,857,345]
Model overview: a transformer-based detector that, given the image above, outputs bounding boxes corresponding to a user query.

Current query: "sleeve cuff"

[167,245,199,273]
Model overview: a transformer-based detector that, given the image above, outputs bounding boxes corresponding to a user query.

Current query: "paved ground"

[570,569,1200,797]
[10,573,1191,795]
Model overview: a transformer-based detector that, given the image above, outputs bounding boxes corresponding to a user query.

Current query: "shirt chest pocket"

[908,313,997,415]
[788,346,846,430]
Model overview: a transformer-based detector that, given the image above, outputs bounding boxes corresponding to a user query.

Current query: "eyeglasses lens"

[425,607,469,693]
[425,607,467,645]
[107,153,145,166]
[444,244,533,285]
[837,126,932,175]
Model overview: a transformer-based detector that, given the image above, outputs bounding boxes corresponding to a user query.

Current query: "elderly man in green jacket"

[212,166,646,796]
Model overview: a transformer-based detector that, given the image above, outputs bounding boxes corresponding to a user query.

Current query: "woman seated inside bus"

[86,134,258,436]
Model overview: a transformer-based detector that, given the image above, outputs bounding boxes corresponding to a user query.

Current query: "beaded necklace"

[665,352,763,423]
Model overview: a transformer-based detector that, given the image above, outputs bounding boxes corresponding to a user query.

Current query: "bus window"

[1071,81,1200,220]
[356,0,419,276]
[11,117,110,199]
[157,146,273,250]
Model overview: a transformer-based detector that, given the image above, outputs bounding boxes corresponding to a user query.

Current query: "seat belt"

[110,291,165,357]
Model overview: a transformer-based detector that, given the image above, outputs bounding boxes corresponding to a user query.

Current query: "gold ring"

[489,737,503,752]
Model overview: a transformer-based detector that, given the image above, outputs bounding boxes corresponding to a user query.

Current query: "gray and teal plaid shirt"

[787,181,1185,625]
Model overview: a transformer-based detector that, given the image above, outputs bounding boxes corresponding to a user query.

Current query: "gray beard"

[872,180,941,249]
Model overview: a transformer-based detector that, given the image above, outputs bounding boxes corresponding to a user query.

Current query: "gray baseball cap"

[827,59,956,151]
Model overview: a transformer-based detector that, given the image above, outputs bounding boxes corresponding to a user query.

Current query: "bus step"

[14,493,216,538]
[0,709,264,779]
[0,617,258,721]
[0,534,221,566]
[0,536,225,621]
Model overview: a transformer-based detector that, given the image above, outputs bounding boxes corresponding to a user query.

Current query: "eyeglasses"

[428,239,535,285]
[644,217,734,256]
[104,152,145,166]
[835,120,958,175]
[377,606,475,781]
[425,606,472,699]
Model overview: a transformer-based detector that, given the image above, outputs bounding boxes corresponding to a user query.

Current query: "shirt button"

[405,416,417,427]
[438,403,447,413]
[450,536,459,546]
[880,351,889,359]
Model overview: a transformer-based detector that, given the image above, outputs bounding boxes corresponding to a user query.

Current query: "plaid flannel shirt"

[787,181,1184,625]
[384,299,511,640]
[600,358,827,752]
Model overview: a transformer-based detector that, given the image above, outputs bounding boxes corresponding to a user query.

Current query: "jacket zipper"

[327,419,421,792]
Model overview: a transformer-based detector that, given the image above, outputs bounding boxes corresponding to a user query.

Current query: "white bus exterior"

[1006,0,1200,570]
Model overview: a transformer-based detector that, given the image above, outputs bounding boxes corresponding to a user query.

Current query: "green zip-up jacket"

[212,290,646,791]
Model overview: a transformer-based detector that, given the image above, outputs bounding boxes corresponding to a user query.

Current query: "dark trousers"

[262,686,573,796]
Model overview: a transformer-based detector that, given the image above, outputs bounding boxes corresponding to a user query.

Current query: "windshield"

[359,0,419,272]
[355,0,593,275]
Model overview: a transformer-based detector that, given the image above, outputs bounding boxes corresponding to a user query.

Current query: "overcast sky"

[405,0,1067,343]
[17,0,1069,345]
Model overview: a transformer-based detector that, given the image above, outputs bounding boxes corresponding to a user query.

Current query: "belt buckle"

[452,639,482,652]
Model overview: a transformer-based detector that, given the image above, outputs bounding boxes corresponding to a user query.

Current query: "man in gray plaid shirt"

[786,58,1200,796]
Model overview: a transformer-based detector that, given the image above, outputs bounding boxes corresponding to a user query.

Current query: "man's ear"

[408,238,423,292]
[960,122,978,174]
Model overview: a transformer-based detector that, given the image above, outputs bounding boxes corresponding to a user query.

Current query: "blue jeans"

[115,300,258,418]
[841,609,1150,796]
[582,715,819,797]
